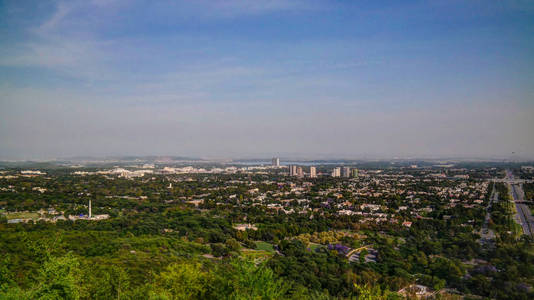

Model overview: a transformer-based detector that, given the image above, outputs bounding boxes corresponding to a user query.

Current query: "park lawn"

[5,211,40,220]
[255,241,274,252]
[241,249,273,260]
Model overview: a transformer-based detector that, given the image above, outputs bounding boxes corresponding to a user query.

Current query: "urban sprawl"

[1,159,534,299]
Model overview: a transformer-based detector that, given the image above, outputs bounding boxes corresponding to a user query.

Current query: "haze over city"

[4,2,534,299]
[1,0,533,160]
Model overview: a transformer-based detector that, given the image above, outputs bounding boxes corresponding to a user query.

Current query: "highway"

[506,170,534,237]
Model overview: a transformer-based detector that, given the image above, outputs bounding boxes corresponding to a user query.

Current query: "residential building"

[332,167,341,177]
[309,166,317,178]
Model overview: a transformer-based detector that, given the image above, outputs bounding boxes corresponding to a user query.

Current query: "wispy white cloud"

[34,0,126,35]
[0,37,119,84]
[0,0,317,81]
[34,1,73,35]
[1,0,532,159]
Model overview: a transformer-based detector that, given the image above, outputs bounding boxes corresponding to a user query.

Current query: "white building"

[309,166,317,178]
[21,170,45,175]
[289,165,297,176]
[331,167,341,177]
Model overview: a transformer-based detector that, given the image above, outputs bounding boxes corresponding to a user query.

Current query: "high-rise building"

[331,167,341,177]
[351,168,359,177]
[88,199,92,219]
[309,166,317,178]
[342,167,350,178]
[289,165,297,176]
[272,157,280,167]
[297,167,304,177]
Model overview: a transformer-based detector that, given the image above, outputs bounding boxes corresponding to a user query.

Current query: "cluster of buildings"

[172,167,489,228]
[287,165,357,178]
[1,162,491,232]
[73,165,281,178]
[271,157,358,178]
[73,168,154,178]
[288,165,308,177]
[5,201,109,224]
[20,170,46,175]
[331,167,358,178]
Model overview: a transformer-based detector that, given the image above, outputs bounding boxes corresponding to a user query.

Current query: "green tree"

[149,261,213,300]
[227,260,289,300]
[32,254,81,300]
[225,238,241,252]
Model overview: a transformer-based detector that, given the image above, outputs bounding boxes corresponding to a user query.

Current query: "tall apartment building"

[272,157,280,167]
[297,167,304,177]
[289,165,297,176]
[309,166,317,178]
[351,168,359,177]
[331,167,341,177]
[342,167,351,178]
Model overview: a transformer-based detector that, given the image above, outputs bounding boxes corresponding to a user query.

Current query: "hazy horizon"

[1,1,533,160]
[1,152,533,163]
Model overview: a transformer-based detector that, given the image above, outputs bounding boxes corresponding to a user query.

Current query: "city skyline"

[1,1,533,160]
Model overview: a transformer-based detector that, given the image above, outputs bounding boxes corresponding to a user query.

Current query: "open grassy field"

[5,211,40,220]
[255,241,274,252]
[241,249,273,260]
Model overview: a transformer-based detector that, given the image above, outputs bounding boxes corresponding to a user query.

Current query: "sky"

[0,0,533,160]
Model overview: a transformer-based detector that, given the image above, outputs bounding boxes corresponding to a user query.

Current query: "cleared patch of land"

[4,212,40,220]
[241,249,273,260]
[255,241,274,252]
[308,243,323,252]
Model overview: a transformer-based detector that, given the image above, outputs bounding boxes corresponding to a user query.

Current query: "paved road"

[494,178,534,184]
[506,170,534,237]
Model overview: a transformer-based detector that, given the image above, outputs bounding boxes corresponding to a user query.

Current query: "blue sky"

[0,0,533,160]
